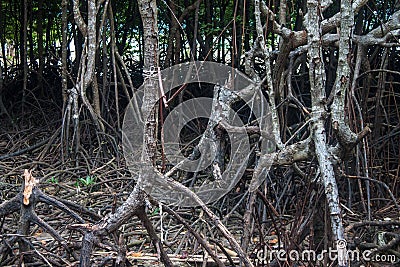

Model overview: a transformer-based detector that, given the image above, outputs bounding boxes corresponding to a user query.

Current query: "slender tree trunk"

[306,2,347,266]
[61,0,68,110]
[165,0,176,66]
[192,0,200,60]
[138,0,159,161]
[204,0,213,60]
[46,16,52,56]
[22,0,28,108]
[136,0,173,265]
[37,0,44,92]
[108,3,120,129]
[0,0,7,73]
[28,0,34,69]
[0,59,8,119]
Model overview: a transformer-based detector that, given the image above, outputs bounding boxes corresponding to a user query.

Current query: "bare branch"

[72,0,87,36]
[260,1,307,47]
[255,0,284,149]
[321,0,369,34]
[356,10,400,45]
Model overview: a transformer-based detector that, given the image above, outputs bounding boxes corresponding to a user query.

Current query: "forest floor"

[0,107,248,266]
[1,104,399,267]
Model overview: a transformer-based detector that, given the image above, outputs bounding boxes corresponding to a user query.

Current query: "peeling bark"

[305,2,347,266]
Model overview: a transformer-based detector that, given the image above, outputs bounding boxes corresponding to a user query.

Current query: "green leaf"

[151,207,160,216]
[47,177,58,184]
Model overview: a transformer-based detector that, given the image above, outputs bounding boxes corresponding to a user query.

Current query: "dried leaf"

[128,251,142,257]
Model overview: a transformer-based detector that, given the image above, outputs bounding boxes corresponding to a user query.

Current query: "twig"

[0,138,50,161]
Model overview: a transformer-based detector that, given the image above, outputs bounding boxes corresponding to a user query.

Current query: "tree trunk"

[204,0,213,61]
[61,0,68,110]
[0,0,7,73]
[138,0,159,161]
[22,0,28,108]
[306,1,348,265]
[37,0,44,92]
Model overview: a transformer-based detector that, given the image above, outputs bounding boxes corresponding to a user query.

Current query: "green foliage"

[79,175,96,186]
[74,175,96,188]
[47,176,58,184]
[150,207,160,216]
[200,23,222,36]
